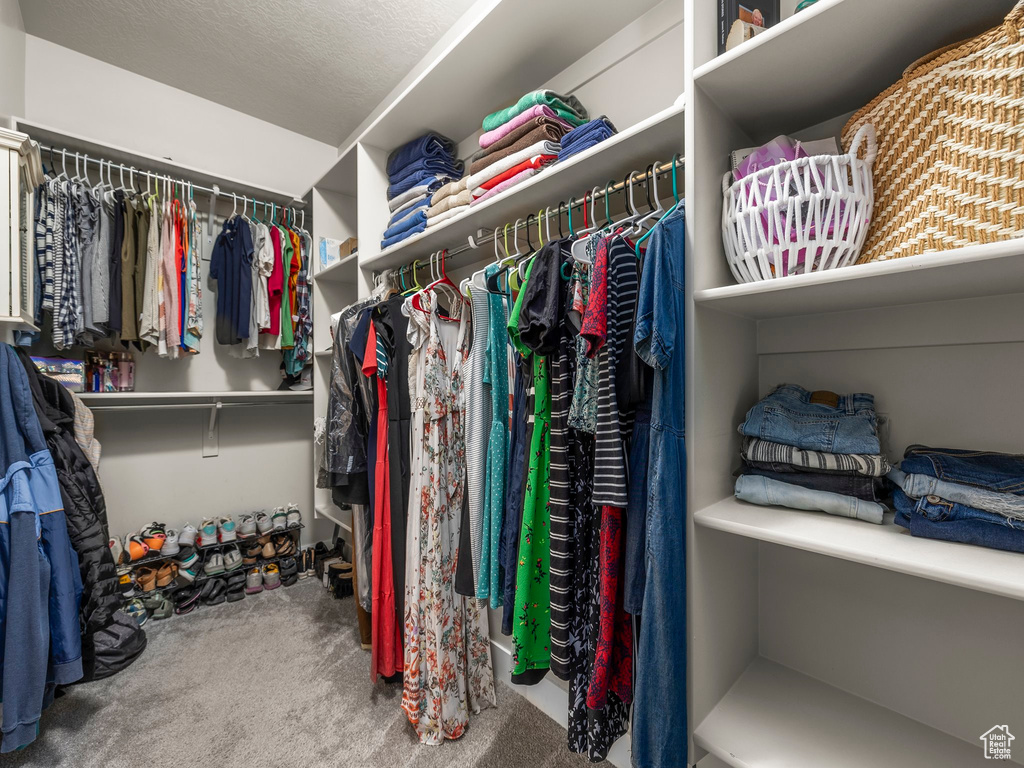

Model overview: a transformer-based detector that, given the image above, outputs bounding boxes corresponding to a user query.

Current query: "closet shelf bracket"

[203,401,223,458]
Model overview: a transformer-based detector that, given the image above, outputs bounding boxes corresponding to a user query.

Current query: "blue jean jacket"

[739,384,880,455]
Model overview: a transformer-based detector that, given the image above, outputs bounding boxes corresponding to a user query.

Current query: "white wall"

[0,0,25,122]
[23,35,336,195]
[21,36,339,546]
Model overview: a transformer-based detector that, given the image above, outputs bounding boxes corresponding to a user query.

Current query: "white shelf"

[363,101,685,272]
[694,657,981,768]
[312,145,357,197]
[314,503,352,533]
[693,0,1011,138]
[695,497,1024,602]
[78,390,313,408]
[693,239,1024,320]
[314,249,360,283]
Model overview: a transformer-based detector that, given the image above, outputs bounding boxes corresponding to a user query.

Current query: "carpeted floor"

[0,578,591,768]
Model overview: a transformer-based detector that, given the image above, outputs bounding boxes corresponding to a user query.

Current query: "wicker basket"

[722,125,876,283]
[842,1,1024,263]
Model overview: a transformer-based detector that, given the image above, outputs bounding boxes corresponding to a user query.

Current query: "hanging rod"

[35,143,306,215]
[384,154,683,275]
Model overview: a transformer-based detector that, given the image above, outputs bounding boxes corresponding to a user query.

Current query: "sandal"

[174,586,201,615]
[135,566,158,592]
[274,534,296,556]
[156,562,178,587]
[260,534,276,559]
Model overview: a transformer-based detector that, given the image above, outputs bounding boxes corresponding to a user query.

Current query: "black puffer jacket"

[15,349,146,680]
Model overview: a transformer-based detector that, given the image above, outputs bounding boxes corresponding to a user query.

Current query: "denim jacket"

[0,345,83,753]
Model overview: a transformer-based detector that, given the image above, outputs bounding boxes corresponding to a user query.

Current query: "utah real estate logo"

[980,725,1014,760]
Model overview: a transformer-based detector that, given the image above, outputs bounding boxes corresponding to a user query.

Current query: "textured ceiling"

[19,0,478,145]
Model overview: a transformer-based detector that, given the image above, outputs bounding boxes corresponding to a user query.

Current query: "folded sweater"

[482,90,588,133]
[479,105,572,149]
[470,122,569,176]
[466,140,561,193]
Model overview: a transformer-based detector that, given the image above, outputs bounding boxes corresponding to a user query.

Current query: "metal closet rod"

[37,143,306,213]
[389,154,683,272]
[85,401,310,412]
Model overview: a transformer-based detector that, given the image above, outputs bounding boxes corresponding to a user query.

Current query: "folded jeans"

[741,462,884,501]
[735,473,885,524]
[892,489,1024,554]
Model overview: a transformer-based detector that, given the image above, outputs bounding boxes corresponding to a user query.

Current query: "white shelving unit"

[686,0,1024,766]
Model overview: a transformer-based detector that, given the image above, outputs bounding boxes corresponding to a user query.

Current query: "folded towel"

[470,122,569,176]
[430,176,470,206]
[426,205,467,229]
[479,105,572,149]
[389,156,463,191]
[388,168,462,200]
[381,220,427,250]
[386,132,458,177]
[389,177,450,211]
[482,90,588,133]
[471,168,539,206]
[388,197,431,229]
[427,189,474,218]
[557,116,618,162]
[478,116,570,161]
[477,155,557,194]
[466,140,561,193]
[382,208,428,242]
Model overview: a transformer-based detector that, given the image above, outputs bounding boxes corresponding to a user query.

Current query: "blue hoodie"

[0,344,82,752]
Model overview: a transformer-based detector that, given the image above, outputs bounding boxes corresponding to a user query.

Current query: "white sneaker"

[238,513,258,539]
[271,507,287,531]
[218,516,237,542]
[163,529,180,556]
[286,503,302,528]
[255,511,273,534]
[198,518,218,547]
[179,522,197,547]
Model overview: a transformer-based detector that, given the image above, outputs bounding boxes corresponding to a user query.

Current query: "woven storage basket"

[722,124,876,283]
[842,1,1024,263]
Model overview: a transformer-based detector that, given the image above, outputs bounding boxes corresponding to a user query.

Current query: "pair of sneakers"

[203,545,243,576]
[271,504,302,531]
[245,563,281,594]
[238,510,276,539]
[197,517,236,546]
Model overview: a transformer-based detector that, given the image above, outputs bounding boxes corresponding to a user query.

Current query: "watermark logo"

[981,725,1015,760]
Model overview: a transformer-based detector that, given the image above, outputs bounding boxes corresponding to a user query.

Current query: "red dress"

[364,321,402,680]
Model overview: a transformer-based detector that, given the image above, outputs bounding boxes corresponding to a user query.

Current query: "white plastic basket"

[722,124,877,283]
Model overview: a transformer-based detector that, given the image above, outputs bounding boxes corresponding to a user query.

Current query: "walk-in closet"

[1,0,1022,766]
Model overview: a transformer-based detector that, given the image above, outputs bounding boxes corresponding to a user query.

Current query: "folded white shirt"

[466,140,561,196]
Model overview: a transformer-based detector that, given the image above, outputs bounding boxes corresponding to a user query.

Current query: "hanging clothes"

[401,291,495,744]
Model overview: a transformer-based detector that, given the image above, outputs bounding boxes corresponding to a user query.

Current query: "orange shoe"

[142,523,167,551]
[126,534,150,562]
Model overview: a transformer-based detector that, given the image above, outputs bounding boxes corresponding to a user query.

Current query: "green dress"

[508,258,552,677]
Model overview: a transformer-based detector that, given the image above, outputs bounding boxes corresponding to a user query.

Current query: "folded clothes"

[480,105,572,149]
[389,176,451,211]
[471,168,539,206]
[389,157,463,193]
[466,140,561,192]
[482,90,588,133]
[893,488,1024,554]
[388,195,430,226]
[430,176,469,206]
[742,437,891,477]
[386,131,458,177]
[381,218,426,250]
[382,208,427,241]
[477,116,570,162]
[739,384,881,455]
[426,205,467,229]
[735,474,885,524]
[388,168,462,201]
[479,154,558,193]
[557,116,617,162]
[469,122,569,175]
[427,189,473,218]
[740,461,884,502]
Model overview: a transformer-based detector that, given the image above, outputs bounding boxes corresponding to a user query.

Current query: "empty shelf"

[694,657,981,768]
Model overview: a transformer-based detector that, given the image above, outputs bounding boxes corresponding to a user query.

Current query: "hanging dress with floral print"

[401,291,496,745]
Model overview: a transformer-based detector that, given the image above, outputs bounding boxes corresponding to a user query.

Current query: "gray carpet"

[0,578,592,768]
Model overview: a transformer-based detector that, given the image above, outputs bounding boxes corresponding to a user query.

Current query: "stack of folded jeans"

[382,132,463,250]
[889,446,1024,553]
[468,92,589,204]
[425,176,471,229]
[556,116,617,163]
[734,384,890,524]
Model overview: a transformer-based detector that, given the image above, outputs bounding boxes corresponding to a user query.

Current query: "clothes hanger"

[486,227,507,292]
[571,190,597,264]
[634,154,683,258]
[633,162,666,235]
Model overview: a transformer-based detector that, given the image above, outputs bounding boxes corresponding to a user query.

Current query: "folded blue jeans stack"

[890,445,1024,553]
[556,116,617,162]
[734,384,889,524]
[382,131,464,250]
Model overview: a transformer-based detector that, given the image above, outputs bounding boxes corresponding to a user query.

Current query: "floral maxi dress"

[402,292,496,745]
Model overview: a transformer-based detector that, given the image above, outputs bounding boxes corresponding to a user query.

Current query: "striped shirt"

[741,436,892,476]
